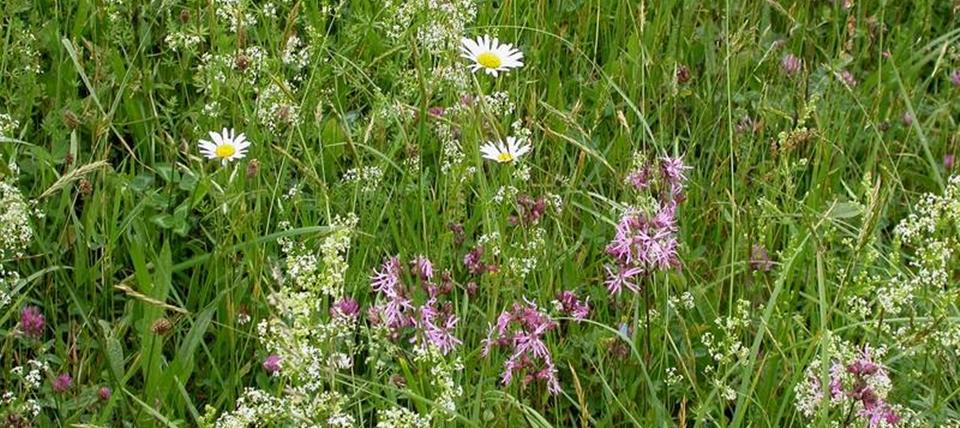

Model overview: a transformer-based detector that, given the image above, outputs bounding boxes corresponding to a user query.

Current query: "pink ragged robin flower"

[603,264,643,295]
[555,291,590,322]
[415,298,461,355]
[371,256,414,329]
[411,255,434,281]
[483,299,561,395]
[660,156,692,194]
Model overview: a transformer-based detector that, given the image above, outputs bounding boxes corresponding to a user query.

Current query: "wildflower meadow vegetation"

[3,0,960,426]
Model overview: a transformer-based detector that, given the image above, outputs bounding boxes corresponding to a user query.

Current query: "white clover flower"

[480,137,531,163]
[460,35,524,77]
[199,128,251,165]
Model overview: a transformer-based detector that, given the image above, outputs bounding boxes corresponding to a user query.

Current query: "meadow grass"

[3,0,960,426]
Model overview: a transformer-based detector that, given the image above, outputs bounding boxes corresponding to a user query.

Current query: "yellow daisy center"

[497,152,514,162]
[477,52,502,69]
[215,144,237,159]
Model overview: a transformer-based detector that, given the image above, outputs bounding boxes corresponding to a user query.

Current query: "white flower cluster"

[213,0,259,32]
[256,80,302,131]
[887,176,960,351]
[0,389,40,420]
[282,35,312,71]
[342,166,384,194]
[215,388,285,428]
[258,290,358,381]
[279,214,358,298]
[668,291,695,311]
[664,367,684,386]
[364,323,402,372]
[221,215,362,425]
[381,0,477,55]
[216,388,356,428]
[413,346,464,418]
[894,175,960,242]
[440,137,464,176]
[510,119,532,142]
[318,214,359,297]
[835,238,892,321]
[0,114,19,138]
[477,91,516,117]
[262,2,277,18]
[0,266,18,309]
[505,226,547,279]
[491,185,518,205]
[7,29,43,75]
[202,101,222,118]
[931,323,960,353]
[376,406,432,428]
[1,176,34,260]
[430,64,471,95]
[511,163,531,182]
[164,31,202,52]
[701,299,753,399]
[477,232,501,256]
[281,241,320,290]
[198,46,267,89]
[10,360,48,391]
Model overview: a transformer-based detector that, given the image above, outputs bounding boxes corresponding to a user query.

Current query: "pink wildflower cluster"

[483,299,561,395]
[370,255,461,354]
[508,194,547,226]
[555,291,590,322]
[52,373,72,393]
[749,244,773,272]
[838,347,901,427]
[463,245,498,275]
[801,345,901,427]
[331,297,360,322]
[19,306,45,338]
[605,156,690,295]
[370,256,413,329]
[263,355,282,375]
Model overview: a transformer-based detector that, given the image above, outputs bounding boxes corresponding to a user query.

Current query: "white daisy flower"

[198,128,251,165]
[480,137,531,163]
[460,35,524,77]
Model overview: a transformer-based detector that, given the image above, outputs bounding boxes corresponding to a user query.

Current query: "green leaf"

[178,171,198,191]
[155,163,177,183]
[151,213,175,229]
[825,201,862,219]
[99,320,125,382]
[131,173,155,192]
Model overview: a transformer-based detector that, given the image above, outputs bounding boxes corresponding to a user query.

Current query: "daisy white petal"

[460,35,525,77]
[509,137,532,157]
[480,137,531,163]
[198,127,252,165]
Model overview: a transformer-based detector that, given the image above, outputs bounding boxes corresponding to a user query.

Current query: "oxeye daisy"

[480,137,531,163]
[460,35,524,77]
[198,128,251,165]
